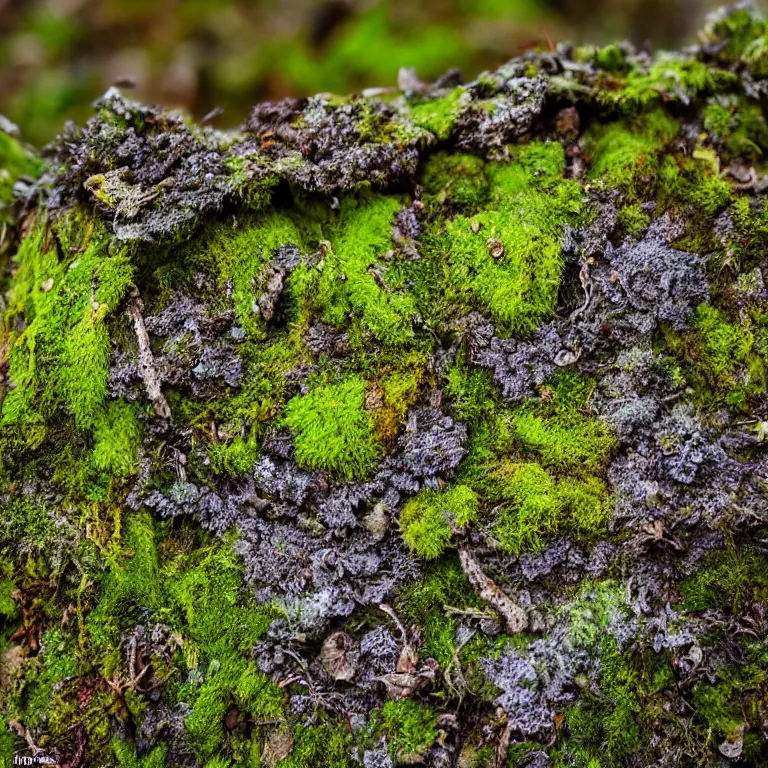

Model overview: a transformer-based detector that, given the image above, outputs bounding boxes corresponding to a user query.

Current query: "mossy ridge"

[1,212,135,438]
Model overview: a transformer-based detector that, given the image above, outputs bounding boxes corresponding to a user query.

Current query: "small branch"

[457,546,528,634]
[9,719,42,755]
[126,292,171,419]
[494,718,515,768]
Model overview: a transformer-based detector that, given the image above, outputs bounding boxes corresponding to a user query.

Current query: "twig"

[126,290,171,419]
[9,719,42,756]
[494,719,515,768]
[457,546,528,634]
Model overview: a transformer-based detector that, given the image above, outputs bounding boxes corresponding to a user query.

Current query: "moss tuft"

[283,375,382,479]
[381,698,438,757]
[400,484,478,559]
[423,141,583,334]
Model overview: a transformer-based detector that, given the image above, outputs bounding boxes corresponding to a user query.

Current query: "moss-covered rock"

[2,5,768,767]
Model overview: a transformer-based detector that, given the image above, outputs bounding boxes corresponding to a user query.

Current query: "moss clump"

[1,216,134,435]
[489,462,610,554]
[309,195,416,346]
[381,698,438,757]
[421,152,489,210]
[661,300,765,409]
[586,109,680,199]
[283,375,382,480]
[703,96,768,160]
[90,401,142,477]
[450,372,615,554]
[409,87,464,141]
[0,131,43,220]
[400,484,478,559]
[423,141,583,334]
[185,211,308,336]
[276,719,356,768]
[695,303,756,380]
[679,547,768,612]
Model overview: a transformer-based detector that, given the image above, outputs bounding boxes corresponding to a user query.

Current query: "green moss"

[586,109,679,198]
[695,303,755,379]
[400,484,478,559]
[615,203,651,239]
[703,7,768,65]
[112,740,167,768]
[1,216,134,434]
[278,719,356,768]
[409,87,464,141]
[381,699,438,757]
[691,680,744,739]
[0,131,44,217]
[421,152,489,210]
[186,211,308,336]
[506,405,615,475]
[283,375,382,479]
[186,662,285,761]
[679,547,768,612]
[208,435,260,476]
[396,556,479,624]
[562,637,642,765]
[597,56,737,113]
[313,195,415,346]
[424,141,583,334]
[444,363,499,424]
[568,581,628,649]
[703,96,768,159]
[90,401,141,477]
[487,457,610,554]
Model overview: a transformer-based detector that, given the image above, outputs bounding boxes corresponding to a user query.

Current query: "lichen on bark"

[2,4,768,767]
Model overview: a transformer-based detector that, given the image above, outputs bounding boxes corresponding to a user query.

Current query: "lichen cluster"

[2,5,768,767]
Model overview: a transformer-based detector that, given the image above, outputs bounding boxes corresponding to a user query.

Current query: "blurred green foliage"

[0,0,731,145]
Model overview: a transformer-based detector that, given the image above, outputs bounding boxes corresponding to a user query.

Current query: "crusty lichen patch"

[2,5,768,768]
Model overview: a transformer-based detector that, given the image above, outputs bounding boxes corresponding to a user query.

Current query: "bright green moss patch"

[489,462,610,554]
[586,109,679,198]
[597,56,736,113]
[444,362,499,424]
[657,154,732,216]
[207,435,260,476]
[424,141,583,334]
[1,216,134,434]
[320,195,416,345]
[278,719,356,768]
[186,661,285,761]
[507,408,614,475]
[661,300,765,408]
[381,699,438,757]
[450,372,615,554]
[186,211,308,335]
[695,303,755,379]
[0,131,43,213]
[409,87,464,141]
[421,152,489,209]
[400,484,478,559]
[283,375,382,479]
[90,401,142,476]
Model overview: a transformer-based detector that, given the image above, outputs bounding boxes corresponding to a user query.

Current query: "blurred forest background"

[0,0,761,146]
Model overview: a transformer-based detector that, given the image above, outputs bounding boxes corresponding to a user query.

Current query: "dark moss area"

[2,5,768,768]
